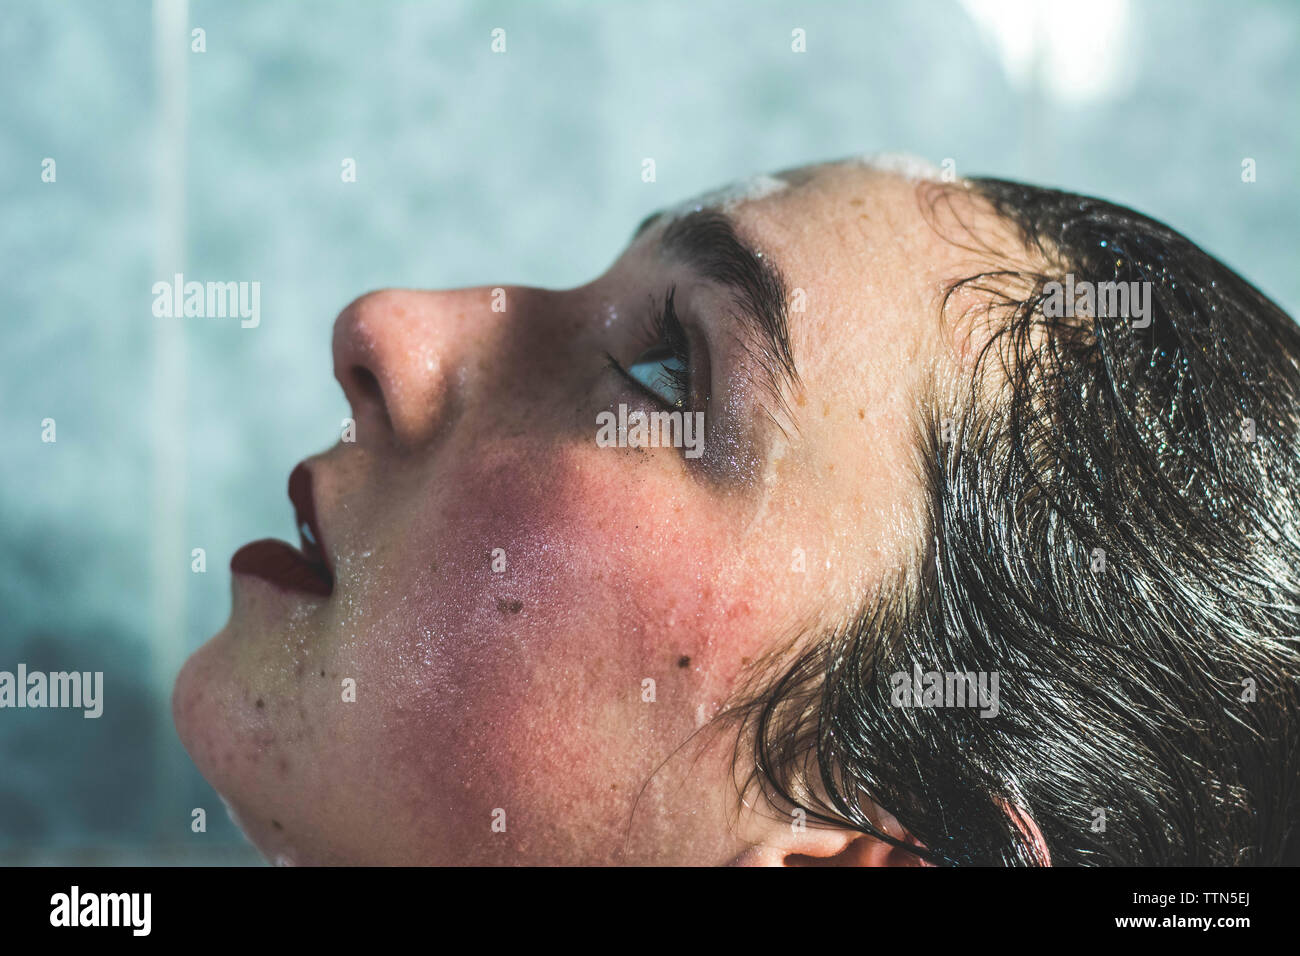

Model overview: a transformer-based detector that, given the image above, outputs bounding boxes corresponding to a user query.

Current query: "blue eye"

[628,347,688,408]
[606,286,695,410]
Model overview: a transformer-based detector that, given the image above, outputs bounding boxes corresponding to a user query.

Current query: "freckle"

[677,655,691,668]
[255,698,264,709]
[496,597,524,614]
[822,402,830,417]
[320,669,325,677]
[849,198,864,206]
[858,409,865,419]
[610,784,618,791]
[795,393,807,408]
[741,657,751,665]
[272,819,283,831]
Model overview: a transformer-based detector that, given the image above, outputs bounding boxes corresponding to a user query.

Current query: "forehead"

[719,163,984,407]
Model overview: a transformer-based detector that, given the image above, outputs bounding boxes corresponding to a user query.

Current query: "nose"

[331,287,506,448]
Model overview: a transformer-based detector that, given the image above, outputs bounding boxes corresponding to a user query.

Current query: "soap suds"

[848,151,944,182]
[662,173,790,221]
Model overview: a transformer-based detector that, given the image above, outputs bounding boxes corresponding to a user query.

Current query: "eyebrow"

[637,208,801,424]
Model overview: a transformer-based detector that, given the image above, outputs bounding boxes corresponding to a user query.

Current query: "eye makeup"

[600,283,772,486]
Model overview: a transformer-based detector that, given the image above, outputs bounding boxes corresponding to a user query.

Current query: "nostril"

[350,365,383,404]
[348,364,393,431]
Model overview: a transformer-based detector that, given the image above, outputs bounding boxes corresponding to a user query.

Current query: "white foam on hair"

[664,173,790,218]
[848,151,944,182]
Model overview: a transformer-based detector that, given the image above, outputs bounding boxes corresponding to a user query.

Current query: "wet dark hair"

[738,178,1300,865]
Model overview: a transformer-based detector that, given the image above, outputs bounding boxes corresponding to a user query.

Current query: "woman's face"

[173,161,997,864]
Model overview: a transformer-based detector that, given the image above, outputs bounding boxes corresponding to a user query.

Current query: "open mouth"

[230,463,335,597]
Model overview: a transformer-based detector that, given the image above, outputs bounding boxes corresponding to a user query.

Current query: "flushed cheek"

[381,452,769,730]
[436,449,781,695]
[361,446,750,663]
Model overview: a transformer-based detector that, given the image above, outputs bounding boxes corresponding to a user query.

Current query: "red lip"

[230,463,334,597]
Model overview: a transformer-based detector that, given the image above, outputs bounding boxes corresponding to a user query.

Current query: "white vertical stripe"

[151,0,189,834]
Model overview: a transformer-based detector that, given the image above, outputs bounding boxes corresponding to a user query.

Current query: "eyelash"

[646,286,692,399]
[607,285,694,408]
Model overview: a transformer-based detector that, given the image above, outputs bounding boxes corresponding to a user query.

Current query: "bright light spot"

[959,0,1133,104]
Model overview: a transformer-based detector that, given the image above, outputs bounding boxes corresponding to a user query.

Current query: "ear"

[729,799,1051,866]
[1005,800,1052,866]
[729,805,933,867]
